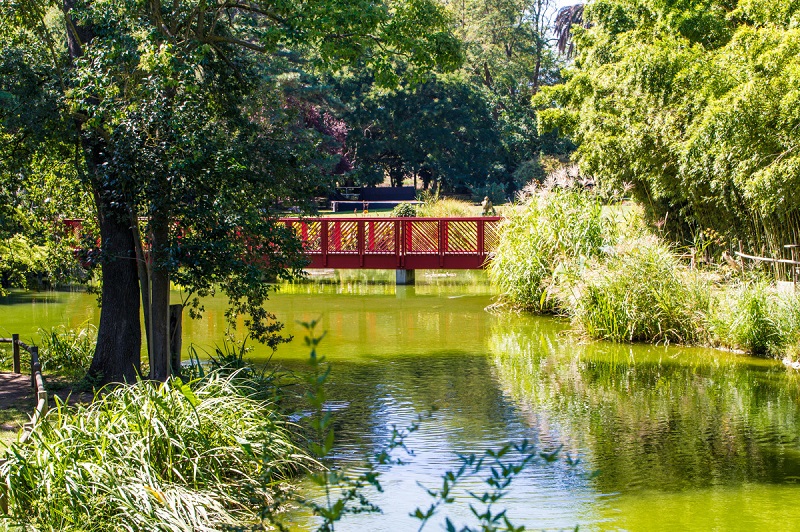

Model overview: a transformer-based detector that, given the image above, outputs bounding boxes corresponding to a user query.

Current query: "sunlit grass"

[0,373,312,531]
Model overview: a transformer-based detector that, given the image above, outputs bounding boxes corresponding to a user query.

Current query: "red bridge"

[279,217,503,273]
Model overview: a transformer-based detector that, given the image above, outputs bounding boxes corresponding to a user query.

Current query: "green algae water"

[2,271,800,530]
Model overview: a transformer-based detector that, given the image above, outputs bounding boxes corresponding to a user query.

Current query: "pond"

[2,271,800,530]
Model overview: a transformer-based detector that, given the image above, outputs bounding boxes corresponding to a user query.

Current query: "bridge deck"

[280,217,503,270]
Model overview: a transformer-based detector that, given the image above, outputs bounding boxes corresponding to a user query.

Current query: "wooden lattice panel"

[366,221,395,253]
[407,220,439,253]
[445,221,478,253]
[484,221,501,252]
[329,221,359,252]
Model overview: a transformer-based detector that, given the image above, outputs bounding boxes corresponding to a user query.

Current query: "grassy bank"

[489,187,800,360]
[0,372,310,531]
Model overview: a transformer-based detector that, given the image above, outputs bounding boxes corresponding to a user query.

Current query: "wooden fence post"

[12,333,20,374]
[30,346,39,391]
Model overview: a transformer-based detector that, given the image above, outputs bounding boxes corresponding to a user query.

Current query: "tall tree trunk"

[66,0,142,384]
[148,211,171,380]
[87,185,142,384]
[130,208,152,359]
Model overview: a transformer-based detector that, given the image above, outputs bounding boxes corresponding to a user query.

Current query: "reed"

[0,373,310,531]
[570,237,710,344]
[415,197,474,218]
[707,280,800,357]
[37,324,96,376]
[489,188,610,311]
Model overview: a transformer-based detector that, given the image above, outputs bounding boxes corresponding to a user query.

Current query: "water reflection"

[489,315,800,529]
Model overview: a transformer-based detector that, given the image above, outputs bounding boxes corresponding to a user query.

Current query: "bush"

[570,237,710,344]
[416,197,473,218]
[0,374,309,531]
[709,280,790,356]
[488,188,610,311]
[391,202,417,217]
[38,325,96,376]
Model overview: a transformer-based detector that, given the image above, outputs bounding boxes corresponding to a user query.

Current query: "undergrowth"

[491,186,800,358]
[0,373,309,531]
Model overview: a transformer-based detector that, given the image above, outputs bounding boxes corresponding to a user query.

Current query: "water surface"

[2,272,800,530]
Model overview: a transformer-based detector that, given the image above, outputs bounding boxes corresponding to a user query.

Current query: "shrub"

[0,374,310,531]
[37,324,96,376]
[416,197,473,218]
[488,188,610,311]
[570,237,710,344]
[391,202,417,217]
[709,280,789,356]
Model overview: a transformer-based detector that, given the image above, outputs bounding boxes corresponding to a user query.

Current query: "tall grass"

[38,325,96,376]
[415,197,474,218]
[708,280,800,357]
[569,237,710,344]
[0,374,310,531]
[489,188,611,312]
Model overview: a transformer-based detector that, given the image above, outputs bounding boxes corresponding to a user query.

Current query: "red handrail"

[280,217,503,270]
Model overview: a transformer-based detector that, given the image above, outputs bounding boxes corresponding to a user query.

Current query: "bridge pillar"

[395,269,415,285]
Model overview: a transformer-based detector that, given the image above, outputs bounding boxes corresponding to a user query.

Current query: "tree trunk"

[148,211,171,381]
[130,209,152,359]
[87,187,142,384]
[65,0,141,384]
[169,304,183,377]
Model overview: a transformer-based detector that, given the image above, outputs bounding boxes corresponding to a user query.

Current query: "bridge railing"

[279,217,503,269]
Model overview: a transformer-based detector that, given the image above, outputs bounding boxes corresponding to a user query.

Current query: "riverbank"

[489,186,800,361]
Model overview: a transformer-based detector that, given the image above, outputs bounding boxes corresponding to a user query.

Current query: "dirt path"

[1,372,93,441]
[0,372,35,435]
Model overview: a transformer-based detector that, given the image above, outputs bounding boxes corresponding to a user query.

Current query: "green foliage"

[489,187,610,311]
[391,202,418,217]
[186,337,284,401]
[339,75,515,191]
[416,197,474,218]
[536,0,800,253]
[570,237,710,344]
[0,373,308,531]
[37,325,96,377]
[708,280,794,357]
[471,182,507,205]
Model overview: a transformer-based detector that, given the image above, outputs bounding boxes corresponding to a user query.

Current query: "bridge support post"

[395,269,415,285]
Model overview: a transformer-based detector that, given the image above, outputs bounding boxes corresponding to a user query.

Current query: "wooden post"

[438,219,445,267]
[357,220,365,266]
[169,304,183,377]
[477,219,485,260]
[12,333,20,374]
[30,346,38,391]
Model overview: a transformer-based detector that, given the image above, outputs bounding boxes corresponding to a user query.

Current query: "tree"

[0,19,92,294]
[536,0,800,254]
[328,0,571,197]
[337,72,513,193]
[3,0,462,384]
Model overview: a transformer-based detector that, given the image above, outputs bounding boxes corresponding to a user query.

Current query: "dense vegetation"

[536,0,800,256]
[490,187,800,358]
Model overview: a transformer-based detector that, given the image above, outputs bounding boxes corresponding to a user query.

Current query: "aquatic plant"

[416,197,474,218]
[570,236,709,344]
[707,280,799,357]
[0,373,309,531]
[489,188,610,312]
[37,324,96,376]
